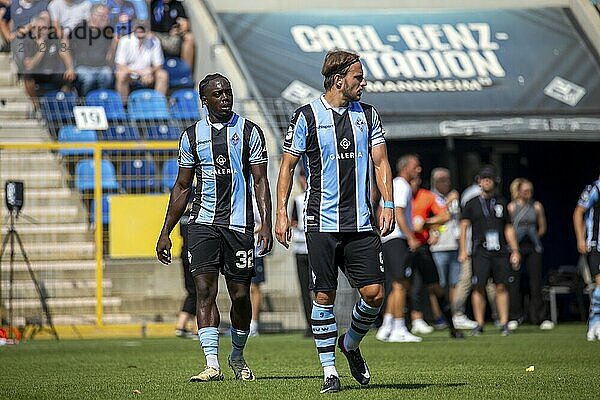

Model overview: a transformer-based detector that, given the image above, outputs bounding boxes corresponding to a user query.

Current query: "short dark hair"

[198,73,229,97]
[321,50,360,91]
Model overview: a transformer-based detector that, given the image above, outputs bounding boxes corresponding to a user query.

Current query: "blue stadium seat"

[85,89,127,121]
[102,124,141,141]
[162,158,179,191]
[127,89,170,121]
[40,90,77,122]
[170,89,200,121]
[90,194,110,225]
[144,123,180,140]
[74,159,120,191]
[164,57,193,88]
[120,158,158,193]
[58,126,97,156]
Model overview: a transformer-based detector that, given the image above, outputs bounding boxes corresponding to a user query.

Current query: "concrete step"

[2,240,95,260]
[51,313,133,325]
[1,204,85,223]
[2,279,112,298]
[0,171,66,189]
[6,222,93,243]
[0,86,29,99]
[10,296,122,310]
[0,150,60,162]
[8,259,97,273]
[0,101,29,119]
[0,70,15,85]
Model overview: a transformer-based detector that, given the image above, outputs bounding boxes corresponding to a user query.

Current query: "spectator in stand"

[22,12,75,109]
[458,165,520,336]
[290,169,312,337]
[0,0,11,51]
[507,178,554,330]
[104,0,135,37]
[430,167,478,330]
[1,0,49,53]
[70,3,114,95]
[150,0,194,69]
[48,0,90,37]
[114,19,167,103]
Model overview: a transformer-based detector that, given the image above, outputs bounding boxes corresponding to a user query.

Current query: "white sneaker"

[249,330,259,338]
[587,322,600,341]
[539,320,555,330]
[587,327,596,341]
[376,325,392,342]
[388,328,422,343]
[411,319,434,335]
[507,320,519,331]
[452,314,478,330]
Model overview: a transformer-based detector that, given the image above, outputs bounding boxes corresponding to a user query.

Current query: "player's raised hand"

[275,211,292,248]
[156,233,172,265]
[379,207,395,237]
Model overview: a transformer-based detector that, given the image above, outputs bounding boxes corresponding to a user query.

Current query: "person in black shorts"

[157,73,272,382]
[458,165,520,336]
[275,50,395,393]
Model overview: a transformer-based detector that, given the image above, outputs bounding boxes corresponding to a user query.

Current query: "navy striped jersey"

[578,180,600,251]
[283,96,385,233]
[178,113,267,235]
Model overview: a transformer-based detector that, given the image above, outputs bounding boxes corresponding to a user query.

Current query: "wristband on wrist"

[383,200,395,209]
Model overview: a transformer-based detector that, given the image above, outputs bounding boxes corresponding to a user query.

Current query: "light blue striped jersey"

[283,96,385,233]
[578,180,600,251]
[178,113,267,234]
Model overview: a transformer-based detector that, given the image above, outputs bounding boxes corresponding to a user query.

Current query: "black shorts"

[408,245,440,286]
[383,239,439,285]
[306,231,384,291]
[471,249,511,287]
[588,249,600,278]
[251,256,265,285]
[382,238,411,282]
[187,224,255,285]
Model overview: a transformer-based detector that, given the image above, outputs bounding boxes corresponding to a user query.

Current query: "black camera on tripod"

[5,181,24,213]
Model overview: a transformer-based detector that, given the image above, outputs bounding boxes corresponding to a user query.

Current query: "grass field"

[2,323,598,400]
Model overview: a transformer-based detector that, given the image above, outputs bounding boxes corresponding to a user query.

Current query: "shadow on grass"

[258,375,323,380]
[258,376,467,391]
[345,382,467,391]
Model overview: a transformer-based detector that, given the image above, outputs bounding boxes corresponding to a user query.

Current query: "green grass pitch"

[2,323,598,399]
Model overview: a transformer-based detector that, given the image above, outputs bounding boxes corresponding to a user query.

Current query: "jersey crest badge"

[231,132,240,146]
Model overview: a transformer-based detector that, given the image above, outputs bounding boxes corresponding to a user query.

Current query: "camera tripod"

[0,210,58,341]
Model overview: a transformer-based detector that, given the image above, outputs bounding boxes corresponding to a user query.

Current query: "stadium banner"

[218,8,600,116]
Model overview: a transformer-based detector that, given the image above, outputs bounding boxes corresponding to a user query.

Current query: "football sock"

[198,327,219,369]
[393,318,406,331]
[311,302,337,369]
[590,286,600,324]
[344,298,380,351]
[230,327,249,361]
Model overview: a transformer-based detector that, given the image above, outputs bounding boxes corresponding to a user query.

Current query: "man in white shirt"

[48,0,90,36]
[114,20,168,103]
[376,154,423,343]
